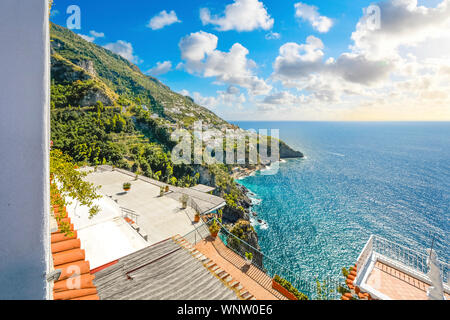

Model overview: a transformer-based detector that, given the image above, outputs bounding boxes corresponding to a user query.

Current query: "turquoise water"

[233,122,450,281]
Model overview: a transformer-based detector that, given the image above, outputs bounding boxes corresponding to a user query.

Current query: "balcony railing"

[120,206,139,225]
[183,218,343,300]
[356,235,449,285]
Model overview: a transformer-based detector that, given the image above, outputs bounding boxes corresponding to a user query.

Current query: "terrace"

[347,235,449,300]
[181,219,341,300]
[82,166,225,246]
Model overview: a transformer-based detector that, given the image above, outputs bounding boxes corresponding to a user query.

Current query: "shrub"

[273,275,308,300]
[245,252,253,260]
[209,219,221,235]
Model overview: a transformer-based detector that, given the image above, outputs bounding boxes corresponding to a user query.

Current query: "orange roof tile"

[57,261,91,281]
[53,248,85,266]
[71,294,100,301]
[340,264,375,300]
[54,288,98,300]
[50,199,99,300]
[53,274,96,293]
[51,231,78,243]
[51,239,81,253]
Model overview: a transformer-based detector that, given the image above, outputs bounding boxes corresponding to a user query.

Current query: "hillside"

[50,23,227,128]
[49,23,303,248]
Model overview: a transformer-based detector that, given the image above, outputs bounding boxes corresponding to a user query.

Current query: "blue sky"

[50,0,450,121]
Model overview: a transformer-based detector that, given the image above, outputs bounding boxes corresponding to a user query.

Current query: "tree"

[95,100,105,113]
[50,149,101,226]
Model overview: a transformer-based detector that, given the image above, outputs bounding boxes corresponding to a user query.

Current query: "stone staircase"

[172,234,257,300]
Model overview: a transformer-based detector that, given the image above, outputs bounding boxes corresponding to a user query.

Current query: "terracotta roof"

[340,264,373,300]
[51,201,99,300]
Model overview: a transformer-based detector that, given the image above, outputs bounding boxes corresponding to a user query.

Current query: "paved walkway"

[195,237,287,300]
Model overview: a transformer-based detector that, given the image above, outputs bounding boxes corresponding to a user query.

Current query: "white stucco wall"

[0,0,50,299]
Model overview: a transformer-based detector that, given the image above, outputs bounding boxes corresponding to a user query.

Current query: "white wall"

[0,0,50,299]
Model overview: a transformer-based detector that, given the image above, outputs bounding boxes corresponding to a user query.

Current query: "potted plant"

[209,219,220,238]
[123,182,131,192]
[165,185,170,193]
[160,186,165,197]
[244,252,253,266]
[180,194,189,209]
[194,212,200,223]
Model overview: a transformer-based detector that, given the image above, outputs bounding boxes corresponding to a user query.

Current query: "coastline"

[233,159,289,229]
[231,159,288,180]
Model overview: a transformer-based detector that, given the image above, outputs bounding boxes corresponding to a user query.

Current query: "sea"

[232,121,450,282]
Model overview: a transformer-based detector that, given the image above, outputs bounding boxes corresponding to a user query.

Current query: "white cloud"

[191,87,247,110]
[78,30,105,43]
[179,31,218,62]
[147,61,172,76]
[179,89,190,96]
[265,31,281,40]
[273,36,326,79]
[200,0,274,31]
[103,40,141,64]
[261,91,305,106]
[148,10,181,30]
[90,30,105,38]
[294,2,333,33]
[192,92,221,109]
[179,31,271,95]
[351,0,450,60]
[79,34,95,42]
[235,1,450,120]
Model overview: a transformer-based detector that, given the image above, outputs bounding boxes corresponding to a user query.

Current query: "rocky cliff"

[280,140,304,158]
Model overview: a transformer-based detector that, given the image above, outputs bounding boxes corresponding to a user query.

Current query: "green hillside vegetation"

[50,23,226,126]
[49,23,302,226]
[51,105,199,187]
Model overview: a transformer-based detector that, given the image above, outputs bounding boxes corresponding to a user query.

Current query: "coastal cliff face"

[280,141,304,158]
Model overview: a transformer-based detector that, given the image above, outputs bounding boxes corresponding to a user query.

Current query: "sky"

[50,0,450,121]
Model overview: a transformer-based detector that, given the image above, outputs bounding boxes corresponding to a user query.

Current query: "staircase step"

[193,252,203,259]
[210,265,219,272]
[197,255,208,262]
[214,268,224,275]
[241,291,252,300]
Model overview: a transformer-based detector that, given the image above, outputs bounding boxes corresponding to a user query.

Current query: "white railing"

[120,206,139,225]
[357,235,449,284]
[355,235,374,281]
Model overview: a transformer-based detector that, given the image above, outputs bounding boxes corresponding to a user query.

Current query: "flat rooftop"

[352,235,450,300]
[93,238,240,300]
[65,194,149,270]
[366,261,450,300]
[83,167,224,247]
[189,184,216,193]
